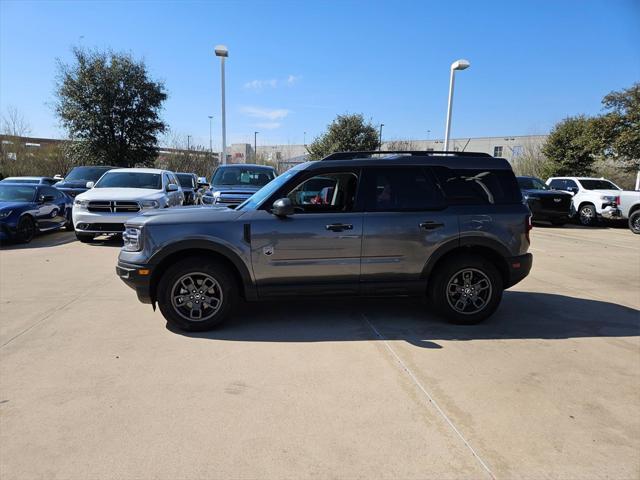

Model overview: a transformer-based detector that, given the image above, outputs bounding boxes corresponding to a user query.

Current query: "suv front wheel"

[157,258,237,331]
[429,254,503,324]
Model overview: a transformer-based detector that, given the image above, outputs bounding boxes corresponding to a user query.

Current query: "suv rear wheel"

[157,258,237,331]
[429,254,503,324]
[578,203,597,226]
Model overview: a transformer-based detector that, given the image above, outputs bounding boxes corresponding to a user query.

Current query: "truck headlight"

[74,199,89,209]
[122,226,143,252]
[212,191,221,203]
[141,200,159,209]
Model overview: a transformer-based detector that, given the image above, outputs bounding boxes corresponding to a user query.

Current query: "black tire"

[429,254,503,325]
[578,203,597,226]
[75,232,95,243]
[157,257,238,331]
[16,215,36,243]
[65,210,74,231]
[550,218,566,227]
[629,210,640,234]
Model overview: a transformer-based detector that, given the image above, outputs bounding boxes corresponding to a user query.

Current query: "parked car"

[0,183,72,243]
[117,150,533,331]
[195,177,213,205]
[545,177,630,226]
[208,164,277,208]
[72,168,184,243]
[175,173,199,205]
[517,176,572,226]
[618,190,640,234]
[54,165,115,198]
[0,176,59,185]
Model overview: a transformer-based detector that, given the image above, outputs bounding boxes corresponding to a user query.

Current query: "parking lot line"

[362,313,497,480]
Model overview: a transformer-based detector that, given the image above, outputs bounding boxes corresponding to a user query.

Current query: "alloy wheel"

[170,272,223,322]
[446,268,493,315]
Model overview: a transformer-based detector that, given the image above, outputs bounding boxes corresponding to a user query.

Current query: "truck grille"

[540,196,571,211]
[87,201,140,213]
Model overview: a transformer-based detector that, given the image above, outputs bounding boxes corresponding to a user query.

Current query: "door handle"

[419,221,444,230]
[326,223,353,232]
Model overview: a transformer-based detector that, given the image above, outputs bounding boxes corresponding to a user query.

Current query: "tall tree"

[591,82,639,172]
[542,116,596,176]
[55,47,167,167]
[307,114,380,160]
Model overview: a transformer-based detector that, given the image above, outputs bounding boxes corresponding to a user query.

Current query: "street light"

[303,131,306,146]
[254,131,259,163]
[444,59,470,151]
[379,123,384,150]
[215,44,228,164]
[187,135,192,150]
[208,115,213,155]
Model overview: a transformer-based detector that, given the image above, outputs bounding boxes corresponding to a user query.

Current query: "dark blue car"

[0,183,72,243]
[54,165,115,198]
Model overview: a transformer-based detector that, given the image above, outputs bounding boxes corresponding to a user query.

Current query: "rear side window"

[432,167,521,205]
[363,167,445,211]
[548,179,565,190]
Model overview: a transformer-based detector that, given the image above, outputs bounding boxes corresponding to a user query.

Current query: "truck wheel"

[578,203,597,226]
[75,232,95,243]
[157,258,237,331]
[629,210,640,234]
[429,254,503,325]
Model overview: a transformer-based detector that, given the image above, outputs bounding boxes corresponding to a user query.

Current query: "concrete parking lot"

[1,226,639,479]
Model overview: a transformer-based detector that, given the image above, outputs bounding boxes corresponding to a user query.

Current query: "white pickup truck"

[546,177,640,232]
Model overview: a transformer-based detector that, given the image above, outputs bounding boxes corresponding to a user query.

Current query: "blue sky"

[1,0,639,149]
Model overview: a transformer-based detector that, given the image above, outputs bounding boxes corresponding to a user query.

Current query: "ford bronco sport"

[117,151,533,331]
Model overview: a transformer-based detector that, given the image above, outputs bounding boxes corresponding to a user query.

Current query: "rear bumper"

[599,206,621,219]
[116,261,153,304]
[505,253,533,289]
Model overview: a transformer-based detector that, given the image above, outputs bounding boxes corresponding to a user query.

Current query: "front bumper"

[73,209,141,233]
[116,261,153,304]
[505,253,533,289]
[0,220,18,241]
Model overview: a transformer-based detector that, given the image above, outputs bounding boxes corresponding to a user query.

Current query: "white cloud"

[241,106,290,120]
[255,122,281,130]
[244,79,278,90]
[286,74,302,86]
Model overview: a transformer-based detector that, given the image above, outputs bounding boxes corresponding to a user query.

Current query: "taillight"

[525,214,532,244]
[615,196,621,206]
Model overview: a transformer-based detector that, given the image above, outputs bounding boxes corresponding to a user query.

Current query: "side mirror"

[167,184,179,192]
[40,195,55,203]
[86,181,94,189]
[272,198,294,217]
[567,187,578,195]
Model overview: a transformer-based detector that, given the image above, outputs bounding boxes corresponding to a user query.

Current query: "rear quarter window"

[431,167,521,205]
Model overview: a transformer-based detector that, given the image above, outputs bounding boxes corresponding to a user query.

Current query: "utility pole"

[208,115,213,154]
[254,131,259,163]
[378,123,384,150]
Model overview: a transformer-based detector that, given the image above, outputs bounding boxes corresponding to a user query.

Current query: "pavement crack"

[362,313,497,480]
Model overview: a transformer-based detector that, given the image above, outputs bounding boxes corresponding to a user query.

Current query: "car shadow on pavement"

[0,230,76,250]
[170,291,640,348]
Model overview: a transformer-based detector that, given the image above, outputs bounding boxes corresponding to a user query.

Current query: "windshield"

[65,166,111,182]
[212,167,276,187]
[176,174,195,188]
[579,179,619,190]
[236,168,298,211]
[95,172,162,189]
[0,185,37,202]
[517,177,549,190]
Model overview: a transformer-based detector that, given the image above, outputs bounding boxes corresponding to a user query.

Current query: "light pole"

[303,131,306,146]
[208,115,213,155]
[254,131,259,163]
[379,123,384,150]
[215,45,229,164]
[444,59,470,151]
[187,135,192,150]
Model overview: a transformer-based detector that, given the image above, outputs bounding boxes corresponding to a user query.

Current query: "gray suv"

[117,151,533,331]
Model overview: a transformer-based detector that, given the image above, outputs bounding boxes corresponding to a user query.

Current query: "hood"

[0,201,34,211]
[128,205,244,226]
[523,189,572,196]
[56,180,89,189]
[76,188,163,201]
[211,184,261,194]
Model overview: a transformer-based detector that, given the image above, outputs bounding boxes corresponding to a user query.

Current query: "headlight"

[212,191,221,203]
[0,210,12,219]
[122,226,143,252]
[74,199,89,209]
[141,200,160,209]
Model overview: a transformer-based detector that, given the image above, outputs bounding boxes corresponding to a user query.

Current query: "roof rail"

[321,150,493,161]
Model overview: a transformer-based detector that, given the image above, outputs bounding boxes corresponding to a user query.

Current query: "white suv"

[72,168,184,242]
[546,177,623,226]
